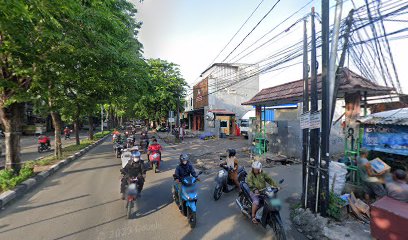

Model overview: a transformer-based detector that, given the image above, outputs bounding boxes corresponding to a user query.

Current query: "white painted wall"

[202,64,259,120]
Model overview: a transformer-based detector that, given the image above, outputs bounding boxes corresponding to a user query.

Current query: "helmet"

[179,153,189,164]
[227,149,236,157]
[252,161,262,170]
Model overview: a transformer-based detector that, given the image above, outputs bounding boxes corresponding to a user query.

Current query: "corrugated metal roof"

[358,108,408,126]
[242,68,394,106]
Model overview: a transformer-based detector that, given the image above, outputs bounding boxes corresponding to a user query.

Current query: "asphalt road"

[0,138,305,240]
[0,132,88,168]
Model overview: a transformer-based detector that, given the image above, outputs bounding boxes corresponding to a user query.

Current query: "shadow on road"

[60,163,121,176]
[0,198,121,235]
[52,214,126,240]
[10,194,90,214]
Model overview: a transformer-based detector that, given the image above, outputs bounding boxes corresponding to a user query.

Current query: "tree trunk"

[50,111,63,158]
[0,102,24,173]
[74,119,80,145]
[88,115,94,140]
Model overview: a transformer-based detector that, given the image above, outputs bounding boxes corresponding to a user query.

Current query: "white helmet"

[252,161,262,170]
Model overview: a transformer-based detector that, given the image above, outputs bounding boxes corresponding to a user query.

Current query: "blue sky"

[130,0,408,93]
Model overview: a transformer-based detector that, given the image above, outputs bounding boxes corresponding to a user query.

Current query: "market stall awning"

[359,108,408,156]
[358,108,408,126]
[242,68,394,106]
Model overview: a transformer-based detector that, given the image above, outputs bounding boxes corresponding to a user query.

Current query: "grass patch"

[0,161,34,192]
[94,131,111,140]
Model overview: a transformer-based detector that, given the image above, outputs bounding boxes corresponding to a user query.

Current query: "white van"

[240,110,255,139]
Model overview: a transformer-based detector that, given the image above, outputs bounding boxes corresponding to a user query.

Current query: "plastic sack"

[329,161,348,195]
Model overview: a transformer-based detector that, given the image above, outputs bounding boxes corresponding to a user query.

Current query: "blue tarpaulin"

[362,125,408,156]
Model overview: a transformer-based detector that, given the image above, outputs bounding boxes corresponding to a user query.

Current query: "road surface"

[0,132,88,168]
[0,138,305,240]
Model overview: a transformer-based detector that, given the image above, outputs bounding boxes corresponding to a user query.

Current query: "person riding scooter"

[220,149,240,190]
[120,148,146,200]
[38,135,51,147]
[64,126,71,139]
[247,161,278,224]
[148,138,162,171]
[174,154,199,207]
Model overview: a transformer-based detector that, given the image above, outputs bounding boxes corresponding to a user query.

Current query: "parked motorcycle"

[173,171,203,228]
[235,179,286,240]
[213,159,247,200]
[149,151,161,173]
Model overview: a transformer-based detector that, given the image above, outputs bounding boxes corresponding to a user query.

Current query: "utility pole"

[301,19,309,208]
[307,7,319,211]
[319,0,331,217]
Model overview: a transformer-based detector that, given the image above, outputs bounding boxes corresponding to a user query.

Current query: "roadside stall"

[358,107,408,169]
[358,108,408,240]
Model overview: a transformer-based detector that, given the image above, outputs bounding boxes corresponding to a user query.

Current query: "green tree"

[135,59,187,126]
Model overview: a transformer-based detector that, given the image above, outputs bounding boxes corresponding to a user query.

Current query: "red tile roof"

[242,68,394,106]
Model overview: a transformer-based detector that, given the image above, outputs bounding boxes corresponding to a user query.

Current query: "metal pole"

[328,0,343,126]
[101,105,104,132]
[319,0,330,217]
[330,9,354,128]
[302,19,310,208]
[308,7,318,211]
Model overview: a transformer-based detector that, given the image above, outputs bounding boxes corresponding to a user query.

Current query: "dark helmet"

[179,153,189,164]
[227,149,236,157]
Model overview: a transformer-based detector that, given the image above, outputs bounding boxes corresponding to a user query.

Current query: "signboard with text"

[300,111,321,129]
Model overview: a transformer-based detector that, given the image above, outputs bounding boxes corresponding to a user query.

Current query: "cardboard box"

[370,158,391,175]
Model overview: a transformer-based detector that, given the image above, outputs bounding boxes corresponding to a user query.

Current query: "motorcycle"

[149,151,161,173]
[173,171,203,228]
[235,179,286,240]
[64,132,71,140]
[139,138,149,153]
[37,142,51,153]
[124,177,139,219]
[213,158,247,200]
[114,143,124,158]
[125,137,134,149]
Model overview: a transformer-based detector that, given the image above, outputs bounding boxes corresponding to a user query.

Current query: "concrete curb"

[0,134,110,210]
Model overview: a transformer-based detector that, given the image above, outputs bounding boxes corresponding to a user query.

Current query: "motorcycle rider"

[147,138,163,171]
[63,126,71,139]
[120,148,146,199]
[140,131,149,151]
[174,154,199,207]
[247,161,278,224]
[220,149,240,190]
[38,135,51,148]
